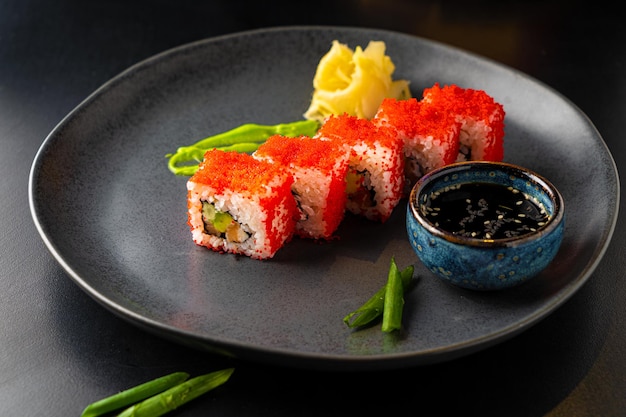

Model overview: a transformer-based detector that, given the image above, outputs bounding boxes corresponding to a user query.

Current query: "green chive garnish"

[343,258,414,329]
[80,371,190,417]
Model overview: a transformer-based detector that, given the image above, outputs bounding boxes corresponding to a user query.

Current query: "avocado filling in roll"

[346,168,376,208]
[201,201,251,243]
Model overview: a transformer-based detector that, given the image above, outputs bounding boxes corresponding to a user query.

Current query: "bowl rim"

[408,160,565,248]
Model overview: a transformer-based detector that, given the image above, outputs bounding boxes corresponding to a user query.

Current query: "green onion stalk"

[80,368,234,417]
[381,257,406,332]
[80,372,190,417]
[166,120,320,176]
[117,368,235,417]
[343,258,414,330]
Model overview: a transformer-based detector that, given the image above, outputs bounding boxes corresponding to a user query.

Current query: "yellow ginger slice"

[304,40,411,122]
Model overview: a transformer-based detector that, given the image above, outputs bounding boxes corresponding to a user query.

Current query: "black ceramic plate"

[29,26,619,371]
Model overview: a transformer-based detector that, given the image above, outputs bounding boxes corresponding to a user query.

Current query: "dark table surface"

[2,0,625,415]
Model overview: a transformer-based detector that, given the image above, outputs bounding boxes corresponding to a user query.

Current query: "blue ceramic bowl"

[406,161,565,290]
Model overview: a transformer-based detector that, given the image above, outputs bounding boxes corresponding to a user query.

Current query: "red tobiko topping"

[376,97,461,140]
[255,134,347,170]
[317,113,399,149]
[422,83,505,131]
[192,149,292,195]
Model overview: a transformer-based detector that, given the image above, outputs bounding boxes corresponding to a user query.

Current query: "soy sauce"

[420,182,550,239]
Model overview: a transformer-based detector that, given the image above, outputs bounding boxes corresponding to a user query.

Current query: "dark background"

[2,1,625,416]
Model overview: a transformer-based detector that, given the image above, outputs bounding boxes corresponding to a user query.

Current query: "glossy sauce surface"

[420,182,550,240]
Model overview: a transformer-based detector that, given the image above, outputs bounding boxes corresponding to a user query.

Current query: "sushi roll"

[253,134,351,240]
[316,113,404,222]
[374,97,461,191]
[186,149,297,260]
[421,83,505,162]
